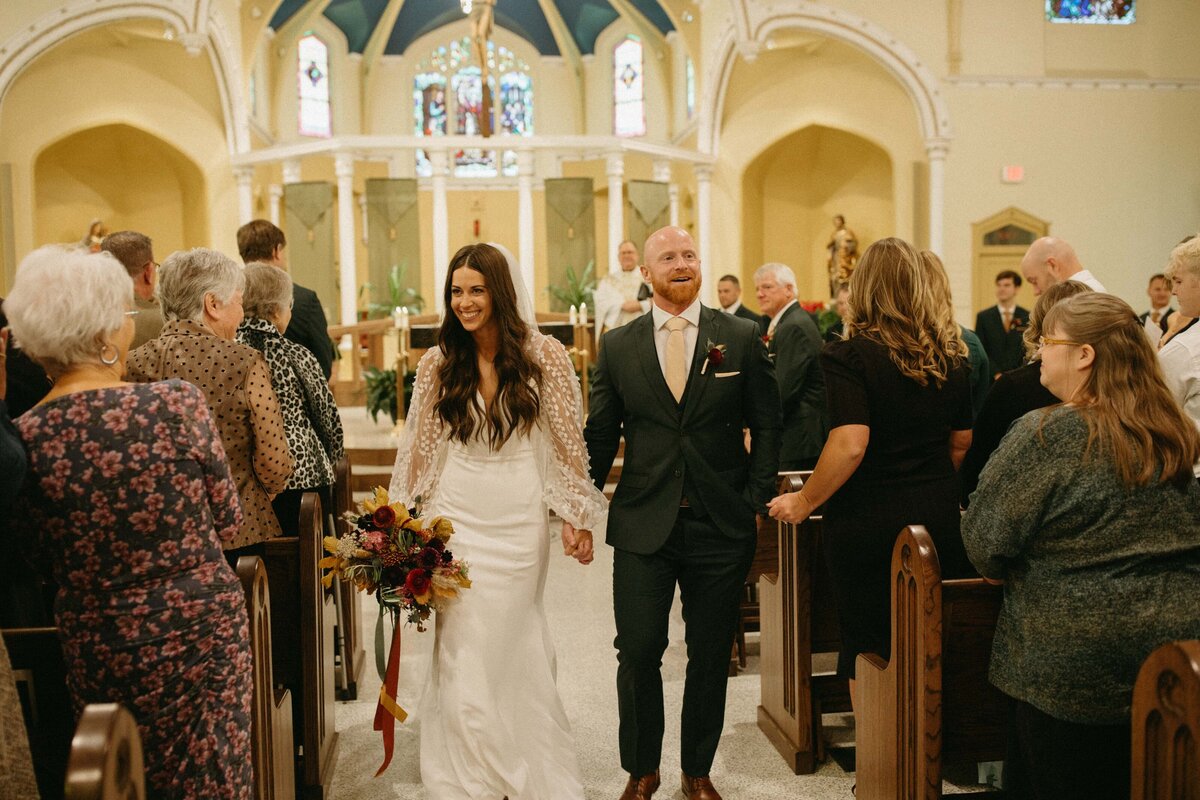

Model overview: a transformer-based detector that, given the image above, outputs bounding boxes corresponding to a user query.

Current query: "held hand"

[766,491,812,524]
[560,520,594,565]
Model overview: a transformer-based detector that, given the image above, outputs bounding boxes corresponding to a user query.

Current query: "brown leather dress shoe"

[680,772,723,800]
[618,770,660,800]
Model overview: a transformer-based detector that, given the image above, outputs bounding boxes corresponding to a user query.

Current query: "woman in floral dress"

[3,246,254,799]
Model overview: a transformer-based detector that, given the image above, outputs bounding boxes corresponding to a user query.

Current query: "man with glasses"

[101,230,163,348]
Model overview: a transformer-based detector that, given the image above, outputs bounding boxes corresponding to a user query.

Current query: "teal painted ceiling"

[270,0,675,57]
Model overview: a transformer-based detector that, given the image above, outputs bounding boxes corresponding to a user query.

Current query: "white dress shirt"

[1158,323,1200,476]
[767,299,799,335]
[723,299,743,315]
[651,297,703,383]
[1069,269,1107,293]
[1144,306,1173,345]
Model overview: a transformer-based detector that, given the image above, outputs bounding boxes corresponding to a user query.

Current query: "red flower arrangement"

[320,487,471,776]
[701,339,727,375]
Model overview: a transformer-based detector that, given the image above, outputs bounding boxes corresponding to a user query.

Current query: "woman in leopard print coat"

[238,262,345,535]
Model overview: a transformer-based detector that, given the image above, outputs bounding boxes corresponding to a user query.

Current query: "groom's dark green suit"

[585,302,781,779]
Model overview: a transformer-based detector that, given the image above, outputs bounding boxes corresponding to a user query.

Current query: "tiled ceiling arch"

[270,0,675,57]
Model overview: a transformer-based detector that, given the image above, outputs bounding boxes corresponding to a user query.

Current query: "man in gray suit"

[584,227,781,800]
[755,262,827,470]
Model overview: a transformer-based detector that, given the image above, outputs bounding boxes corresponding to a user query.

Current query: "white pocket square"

[714,371,740,378]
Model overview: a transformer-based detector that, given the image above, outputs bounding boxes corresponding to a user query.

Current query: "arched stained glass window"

[613,36,646,138]
[412,38,534,178]
[297,34,332,138]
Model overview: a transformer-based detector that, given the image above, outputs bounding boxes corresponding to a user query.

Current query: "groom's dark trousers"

[585,305,781,777]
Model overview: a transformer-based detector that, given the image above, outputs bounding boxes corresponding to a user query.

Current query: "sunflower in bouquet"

[320,486,471,629]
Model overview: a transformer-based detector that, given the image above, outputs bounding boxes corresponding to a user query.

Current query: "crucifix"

[465,0,497,137]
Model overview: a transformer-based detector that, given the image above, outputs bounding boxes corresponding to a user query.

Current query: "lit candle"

[569,305,578,326]
[392,306,403,329]
[580,302,588,326]
[400,307,410,330]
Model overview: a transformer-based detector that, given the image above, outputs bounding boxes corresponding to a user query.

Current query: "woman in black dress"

[768,236,974,688]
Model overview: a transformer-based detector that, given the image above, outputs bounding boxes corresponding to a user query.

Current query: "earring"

[100,343,119,366]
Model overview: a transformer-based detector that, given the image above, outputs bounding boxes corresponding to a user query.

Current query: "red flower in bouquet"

[372,505,396,528]
[405,568,432,600]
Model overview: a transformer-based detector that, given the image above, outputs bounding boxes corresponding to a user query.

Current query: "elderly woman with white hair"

[126,247,293,551]
[3,246,254,799]
[237,262,344,536]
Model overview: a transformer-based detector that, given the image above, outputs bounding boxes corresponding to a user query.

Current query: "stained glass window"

[1046,0,1135,23]
[297,34,331,138]
[685,57,695,120]
[614,36,646,138]
[412,38,534,178]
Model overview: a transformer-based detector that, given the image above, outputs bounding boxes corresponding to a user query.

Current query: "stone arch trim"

[703,1,951,155]
[0,0,248,154]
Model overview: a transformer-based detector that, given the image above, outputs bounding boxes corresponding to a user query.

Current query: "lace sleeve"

[532,333,609,531]
[389,348,446,507]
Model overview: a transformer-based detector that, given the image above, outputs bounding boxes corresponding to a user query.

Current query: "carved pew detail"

[1132,639,1200,799]
[3,625,73,799]
[855,525,1006,800]
[63,703,145,800]
[264,492,339,799]
[332,456,366,701]
[757,471,850,774]
[236,556,296,800]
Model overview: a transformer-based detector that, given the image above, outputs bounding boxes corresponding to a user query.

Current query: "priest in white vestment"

[593,239,651,347]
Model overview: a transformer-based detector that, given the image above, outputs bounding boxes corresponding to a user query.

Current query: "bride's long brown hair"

[435,243,542,448]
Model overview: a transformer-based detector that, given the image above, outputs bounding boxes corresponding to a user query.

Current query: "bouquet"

[320,487,471,775]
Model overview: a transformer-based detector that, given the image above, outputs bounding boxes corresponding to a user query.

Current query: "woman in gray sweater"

[963,293,1200,800]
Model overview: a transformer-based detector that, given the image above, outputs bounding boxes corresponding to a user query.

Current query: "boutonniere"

[701,339,727,375]
[762,331,774,346]
[1009,317,1028,333]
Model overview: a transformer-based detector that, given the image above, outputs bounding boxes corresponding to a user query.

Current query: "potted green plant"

[363,367,417,424]
[547,260,596,311]
[361,263,425,319]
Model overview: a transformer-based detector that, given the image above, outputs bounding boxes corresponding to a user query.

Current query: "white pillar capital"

[517,148,536,177]
[334,152,356,179]
[925,137,951,161]
[268,184,283,226]
[652,159,672,184]
[234,167,254,226]
[606,151,625,178]
[429,148,450,175]
[282,159,302,184]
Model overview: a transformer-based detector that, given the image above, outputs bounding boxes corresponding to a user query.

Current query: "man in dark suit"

[1140,272,1175,345]
[583,226,781,800]
[237,219,335,379]
[974,269,1030,378]
[715,273,764,333]
[754,263,826,470]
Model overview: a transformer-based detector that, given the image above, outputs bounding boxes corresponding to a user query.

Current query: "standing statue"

[826,214,859,296]
[469,0,497,137]
[81,219,108,253]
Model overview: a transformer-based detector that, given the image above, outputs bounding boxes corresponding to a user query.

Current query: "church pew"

[3,625,73,800]
[757,471,851,774]
[263,492,339,800]
[332,456,366,701]
[236,556,297,800]
[855,525,1006,800]
[1132,639,1200,799]
[63,703,145,800]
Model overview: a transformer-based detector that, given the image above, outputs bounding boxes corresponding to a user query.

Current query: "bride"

[390,242,607,799]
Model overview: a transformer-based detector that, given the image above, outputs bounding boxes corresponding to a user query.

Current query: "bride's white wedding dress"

[390,331,607,800]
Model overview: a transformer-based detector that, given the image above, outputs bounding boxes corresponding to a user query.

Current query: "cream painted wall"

[742,125,893,301]
[0,19,237,290]
[709,39,924,304]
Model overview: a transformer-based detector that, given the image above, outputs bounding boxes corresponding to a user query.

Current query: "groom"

[582,226,781,800]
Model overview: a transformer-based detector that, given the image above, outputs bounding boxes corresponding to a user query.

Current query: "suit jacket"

[286,283,335,380]
[974,305,1029,375]
[769,303,827,468]
[584,305,781,553]
[730,302,765,334]
[1140,307,1175,331]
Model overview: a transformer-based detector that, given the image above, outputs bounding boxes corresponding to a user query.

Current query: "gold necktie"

[665,316,689,402]
[1002,310,1012,332]
[1152,310,1162,324]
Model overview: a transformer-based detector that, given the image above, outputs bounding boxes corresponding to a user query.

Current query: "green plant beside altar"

[548,261,595,311]
[364,367,417,424]
[361,263,425,319]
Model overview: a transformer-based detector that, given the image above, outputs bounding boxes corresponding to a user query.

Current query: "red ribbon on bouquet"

[373,625,407,776]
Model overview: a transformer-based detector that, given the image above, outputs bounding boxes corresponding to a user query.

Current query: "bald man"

[1019,237,1106,295]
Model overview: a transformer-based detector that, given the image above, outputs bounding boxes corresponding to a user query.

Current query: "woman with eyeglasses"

[3,247,254,798]
[962,292,1200,800]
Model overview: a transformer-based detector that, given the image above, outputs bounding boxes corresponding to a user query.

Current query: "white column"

[430,149,451,311]
[282,159,302,185]
[926,138,950,257]
[652,158,678,228]
[517,149,536,298]
[268,185,283,226]
[606,152,624,274]
[334,153,357,327]
[694,165,713,299]
[234,166,254,225]
[358,192,369,245]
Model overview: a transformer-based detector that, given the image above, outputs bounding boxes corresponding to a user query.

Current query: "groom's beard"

[651,271,701,308]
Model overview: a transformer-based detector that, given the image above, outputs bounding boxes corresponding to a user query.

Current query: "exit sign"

[1001,165,1025,184]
